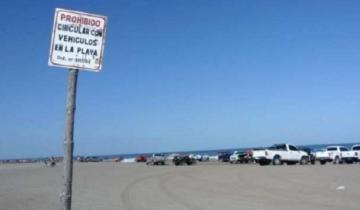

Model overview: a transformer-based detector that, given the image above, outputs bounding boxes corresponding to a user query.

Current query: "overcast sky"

[1,0,360,159]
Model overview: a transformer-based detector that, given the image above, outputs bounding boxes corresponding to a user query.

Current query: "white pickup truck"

[351,145,360,162]
[146,154,166,165]
[229,151,241,164]
[252,144,309,166]
[315,146,357,164]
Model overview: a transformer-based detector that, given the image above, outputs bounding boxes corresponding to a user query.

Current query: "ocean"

[2,142,359,162]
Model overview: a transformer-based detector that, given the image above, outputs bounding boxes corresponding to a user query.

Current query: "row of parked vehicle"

[251,143,360,166]
[144,143,360,167]
[314,145,360,164]
[146,153,198,166]
[201,143,360,166]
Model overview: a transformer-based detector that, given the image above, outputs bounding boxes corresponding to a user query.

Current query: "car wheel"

[319,160,326,165]
[259,160,269,166]
[272,156,282,166]
[300,156,308,165]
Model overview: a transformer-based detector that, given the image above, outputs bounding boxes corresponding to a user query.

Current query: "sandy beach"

[1,162,359,210]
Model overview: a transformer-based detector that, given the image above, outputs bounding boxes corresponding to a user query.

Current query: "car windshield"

[327,147,337,151]
[154,154,164,156]
[352,146,360,151]
[299,147,311,153]
[289,145,298,151]
[269,144,286,150]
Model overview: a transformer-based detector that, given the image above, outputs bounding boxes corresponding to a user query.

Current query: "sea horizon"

[3,141,360,161]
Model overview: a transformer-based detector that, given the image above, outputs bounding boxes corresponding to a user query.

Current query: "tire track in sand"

[158,172,204,210]
[121,173,155,210]
[121,169,202,210]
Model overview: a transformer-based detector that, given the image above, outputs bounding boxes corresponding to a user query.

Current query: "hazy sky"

[1,0,360,159]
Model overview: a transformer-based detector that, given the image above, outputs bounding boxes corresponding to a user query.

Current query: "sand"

[1,162,359,210]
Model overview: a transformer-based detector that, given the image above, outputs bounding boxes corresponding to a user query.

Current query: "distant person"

[48,156,56,167]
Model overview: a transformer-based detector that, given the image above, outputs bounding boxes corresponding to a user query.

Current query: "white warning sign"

[49,8,107,72]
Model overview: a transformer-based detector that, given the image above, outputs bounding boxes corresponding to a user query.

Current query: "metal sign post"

[48,8,107,210]
[61,68,78,210]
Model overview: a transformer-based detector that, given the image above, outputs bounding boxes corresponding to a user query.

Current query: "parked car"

[200,155,210,161]
[351,145,360,162]
[135,155,147,162]
[229,150,253,164]
[173,155,196,166]
[77,156,103,162]
[146,154,166,165]
[315,148,331,164]
[166,153,180,161]
[298,147,316,164]
[112,157,122,162]
[229,151,241,164]
[191,154,201,161]
[252,144,309,166]
[218,152,231,162]
[44,157,56,167]
[315,146,356,164]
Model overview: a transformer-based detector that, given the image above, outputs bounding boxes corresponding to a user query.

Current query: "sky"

[1,0,360,159]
